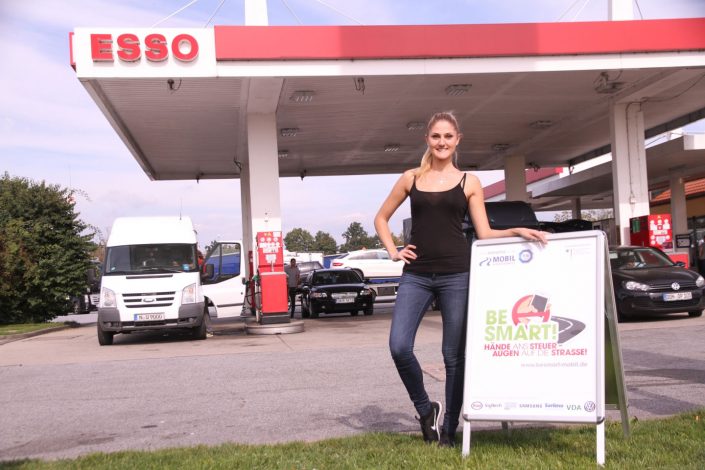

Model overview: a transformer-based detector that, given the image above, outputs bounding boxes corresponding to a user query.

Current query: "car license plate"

[663,292,692,301]
[134,313,165,321]
[332,293,356,303]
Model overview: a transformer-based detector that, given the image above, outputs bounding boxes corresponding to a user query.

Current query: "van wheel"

[97,323,114,346]
[688,310,703,318]
[193,309,209,340]
[364,305,374,316]
[311,304,320,319]
[301,299,310,319]
[350,310,359,316]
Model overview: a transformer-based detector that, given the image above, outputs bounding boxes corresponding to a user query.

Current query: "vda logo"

[567,404,582,411]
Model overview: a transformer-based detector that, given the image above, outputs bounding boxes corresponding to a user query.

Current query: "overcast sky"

[1,0,704,247]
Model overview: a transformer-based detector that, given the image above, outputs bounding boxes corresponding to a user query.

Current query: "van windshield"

[104,244,197,275]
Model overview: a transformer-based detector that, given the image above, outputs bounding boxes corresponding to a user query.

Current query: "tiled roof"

[483,167,562,198]
[651,178,705,203]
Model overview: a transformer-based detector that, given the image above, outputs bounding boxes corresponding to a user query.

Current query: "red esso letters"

[91,33,199,63]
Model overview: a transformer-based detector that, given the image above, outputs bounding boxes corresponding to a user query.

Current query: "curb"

[0,323,78,346]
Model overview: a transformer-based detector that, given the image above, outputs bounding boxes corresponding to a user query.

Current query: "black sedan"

[610,246,705,321]
[300,269,375,318]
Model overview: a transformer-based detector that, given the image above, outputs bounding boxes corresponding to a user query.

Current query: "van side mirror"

[675,261,686,267]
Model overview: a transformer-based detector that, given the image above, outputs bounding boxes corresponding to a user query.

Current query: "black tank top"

[405,174,471,274]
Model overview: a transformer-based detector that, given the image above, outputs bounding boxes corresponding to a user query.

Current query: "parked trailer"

[366,277,400,303]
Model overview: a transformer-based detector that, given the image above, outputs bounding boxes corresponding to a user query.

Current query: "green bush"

[0,173,94,323]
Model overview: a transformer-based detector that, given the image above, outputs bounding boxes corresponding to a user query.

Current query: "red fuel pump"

[629,214,688,266]
[629,214,672,250]
[256,231,289,322]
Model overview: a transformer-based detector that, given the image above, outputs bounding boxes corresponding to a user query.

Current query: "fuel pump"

[255,231,289,323]
[630,214,688,266]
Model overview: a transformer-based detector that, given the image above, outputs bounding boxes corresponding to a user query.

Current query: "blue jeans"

[389,271,469,435]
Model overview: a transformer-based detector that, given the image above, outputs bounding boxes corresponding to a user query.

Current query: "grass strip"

[0,323,65,336]
[3,410,703,469]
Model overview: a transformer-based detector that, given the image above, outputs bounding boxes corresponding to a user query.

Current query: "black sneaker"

[416,401,442,442]
[439,430,456,448]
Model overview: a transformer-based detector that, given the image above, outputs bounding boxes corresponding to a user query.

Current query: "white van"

[200,241,247,318]
[97,216,207,345]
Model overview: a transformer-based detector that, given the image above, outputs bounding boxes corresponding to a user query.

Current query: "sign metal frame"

[461,230,628,465]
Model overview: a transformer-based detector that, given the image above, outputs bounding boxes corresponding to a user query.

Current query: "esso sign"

[91,33,199,63]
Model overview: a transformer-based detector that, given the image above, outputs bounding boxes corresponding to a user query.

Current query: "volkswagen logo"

[671,282,681,291]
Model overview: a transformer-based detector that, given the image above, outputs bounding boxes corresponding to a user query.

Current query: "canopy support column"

[572,197,582,220]
[242,78,287,323]
[504,154,527,202]
[610,102,649,245]
[669,172,688,254]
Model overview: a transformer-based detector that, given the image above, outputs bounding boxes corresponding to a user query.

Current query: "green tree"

[204,239,219,255]
[391,232,404,247]
[284,228,315,252]
[340,222,379,252]
[0,173,94,323]
[313,231,338,255]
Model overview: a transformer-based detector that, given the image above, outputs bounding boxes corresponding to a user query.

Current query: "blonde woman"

[375,111,546,447]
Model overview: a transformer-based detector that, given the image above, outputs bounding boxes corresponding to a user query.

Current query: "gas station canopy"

[531,134,705,210]
[71,19,705,183]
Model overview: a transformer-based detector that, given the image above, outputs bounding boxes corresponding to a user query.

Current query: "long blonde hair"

[416,111,461,178]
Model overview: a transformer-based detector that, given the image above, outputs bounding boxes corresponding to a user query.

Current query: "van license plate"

[134,313,165,321]
[663,292,692,301]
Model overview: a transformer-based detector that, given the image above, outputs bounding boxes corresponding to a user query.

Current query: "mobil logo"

[91,32,199,63]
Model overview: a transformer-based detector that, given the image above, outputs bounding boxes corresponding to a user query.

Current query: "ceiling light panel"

[280,128,300,137]
[445,84,471,96]
[289,90,315,103]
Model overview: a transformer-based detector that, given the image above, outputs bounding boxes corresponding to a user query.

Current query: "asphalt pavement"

[1,306,704,461]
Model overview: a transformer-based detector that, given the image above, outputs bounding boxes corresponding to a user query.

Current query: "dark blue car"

[609,246,705,321]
